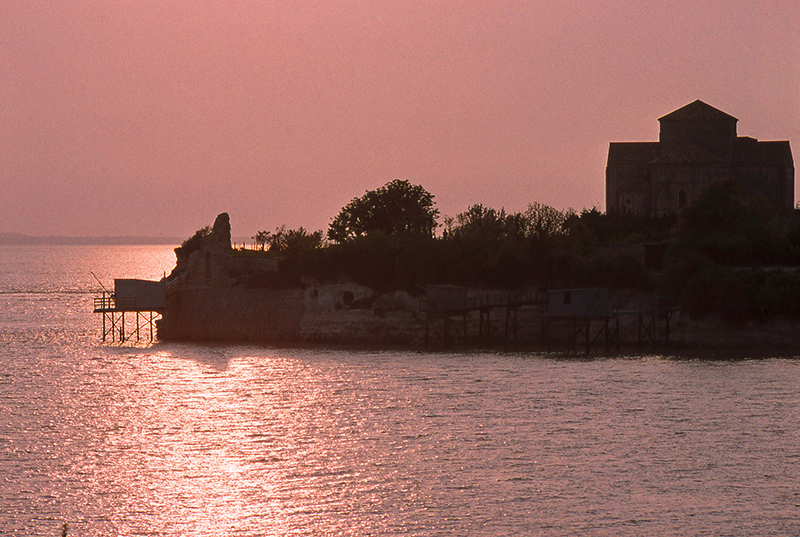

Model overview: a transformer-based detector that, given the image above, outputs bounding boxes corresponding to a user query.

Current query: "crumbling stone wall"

[160,287,305,342]
[159,284,425,345]
[300,284,425,344]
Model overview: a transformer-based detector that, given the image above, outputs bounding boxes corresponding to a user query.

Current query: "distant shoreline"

[0,233,255,246]
[0,233,183,246]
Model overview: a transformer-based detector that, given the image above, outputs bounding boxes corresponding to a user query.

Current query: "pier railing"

[93,293,115,312]
[92,293,137,312]
[421,290,547,313]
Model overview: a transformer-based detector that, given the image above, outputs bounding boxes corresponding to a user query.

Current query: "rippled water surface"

[1,245,799,535]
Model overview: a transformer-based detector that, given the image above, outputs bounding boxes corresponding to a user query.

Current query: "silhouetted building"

[606,100,794,216]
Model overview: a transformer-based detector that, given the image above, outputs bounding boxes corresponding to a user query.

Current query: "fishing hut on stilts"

[422,285,548,350]
[542,289,620,353]
[423,285,470,349]
[93,275,165,343]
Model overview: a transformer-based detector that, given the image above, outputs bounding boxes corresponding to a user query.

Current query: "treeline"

[183,178,800,321]
[235,180,653,292]
[659,179,800,321]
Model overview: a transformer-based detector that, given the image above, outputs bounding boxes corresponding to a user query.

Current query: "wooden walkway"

[423,288,678,352]
[423,290,547,349]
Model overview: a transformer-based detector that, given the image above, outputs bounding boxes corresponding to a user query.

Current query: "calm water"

[1,245,799,536]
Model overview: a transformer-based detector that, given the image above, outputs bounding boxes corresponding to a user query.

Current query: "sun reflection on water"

[95,349,290,534]
[6,339,800,536]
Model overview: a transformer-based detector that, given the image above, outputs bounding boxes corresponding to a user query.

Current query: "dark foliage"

[437,203,581,288]
[290,232,444,294]
[682,266,800,323]
[575,207,676,245]
[568,247,650,289]
[672,179,777,265]
[174,226,210,259]
[267,226,324,253]
[271,201,655,292]
[252,230,270,250]
[328,179,439,243]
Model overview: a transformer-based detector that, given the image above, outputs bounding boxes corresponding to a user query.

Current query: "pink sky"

[2,0,798,238]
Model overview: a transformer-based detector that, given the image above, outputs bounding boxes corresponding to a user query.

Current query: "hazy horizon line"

[0,232,258,246]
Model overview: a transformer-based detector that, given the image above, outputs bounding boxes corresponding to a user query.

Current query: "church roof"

[658,100,738,123]
[650,143,727,165]
[607,142,659,164]
[609,139,794,167]
[733,139,794,166]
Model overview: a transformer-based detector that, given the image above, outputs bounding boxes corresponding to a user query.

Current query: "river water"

[1,245,798,536]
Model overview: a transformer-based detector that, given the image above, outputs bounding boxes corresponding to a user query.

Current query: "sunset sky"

[2,1,798,238]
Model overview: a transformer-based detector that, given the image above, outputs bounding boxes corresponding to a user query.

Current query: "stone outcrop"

[170,212,278,289]
[159,213,425,345]
[181,212,235,288]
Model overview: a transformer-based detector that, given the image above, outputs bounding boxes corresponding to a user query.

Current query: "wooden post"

[585,318,591,354]
[652,311,657,347]
[424,315,430,350]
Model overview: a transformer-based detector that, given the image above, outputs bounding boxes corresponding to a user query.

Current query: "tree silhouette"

[328,179,439,242]
[253,230,270,250]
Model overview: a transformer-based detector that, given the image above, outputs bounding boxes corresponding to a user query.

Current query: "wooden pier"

[423,286,547,349]
[423,286,678,353]
[613,295,679,349]
[93,279,165,343]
